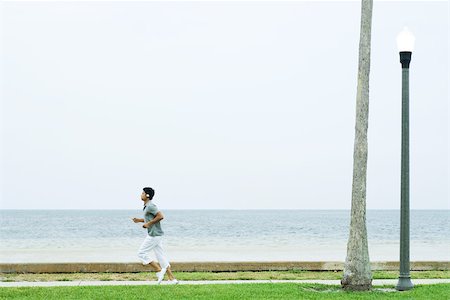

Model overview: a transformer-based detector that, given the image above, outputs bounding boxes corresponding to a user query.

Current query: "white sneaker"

[156,268,167,284]
[167,279,179,285]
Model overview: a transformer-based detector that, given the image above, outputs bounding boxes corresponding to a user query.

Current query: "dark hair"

[143,187,155,200]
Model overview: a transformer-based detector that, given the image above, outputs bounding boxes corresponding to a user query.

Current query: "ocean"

[0,210,448,263]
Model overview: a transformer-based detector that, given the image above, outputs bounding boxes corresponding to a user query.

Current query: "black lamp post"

[396,27,415,292]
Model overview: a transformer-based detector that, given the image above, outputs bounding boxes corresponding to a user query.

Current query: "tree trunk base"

[341,269,372,291]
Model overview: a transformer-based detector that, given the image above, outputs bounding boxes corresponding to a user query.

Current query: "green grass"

[1,283,450,299]
[1,270,449,282]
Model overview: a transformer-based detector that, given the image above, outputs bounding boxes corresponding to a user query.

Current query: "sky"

[0,1,448,210]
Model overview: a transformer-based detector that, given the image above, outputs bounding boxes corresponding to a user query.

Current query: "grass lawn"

[1,283,450,299]
[1,270,449,282]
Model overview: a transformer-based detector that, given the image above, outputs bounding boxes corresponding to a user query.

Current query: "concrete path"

[1,279,450,287]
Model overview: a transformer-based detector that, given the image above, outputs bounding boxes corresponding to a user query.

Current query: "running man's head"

[141,187,155,201]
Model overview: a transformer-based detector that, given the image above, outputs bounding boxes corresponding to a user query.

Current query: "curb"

[1,261,449,273]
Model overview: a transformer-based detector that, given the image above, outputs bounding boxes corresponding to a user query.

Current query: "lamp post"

[395,27,415,291]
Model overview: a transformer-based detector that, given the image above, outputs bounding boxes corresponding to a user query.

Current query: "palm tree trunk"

[341,0,373,291]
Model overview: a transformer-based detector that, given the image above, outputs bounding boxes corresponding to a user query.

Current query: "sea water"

[0,210,448,262]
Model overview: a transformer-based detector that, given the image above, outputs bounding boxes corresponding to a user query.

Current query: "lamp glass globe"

[397,27,415,52]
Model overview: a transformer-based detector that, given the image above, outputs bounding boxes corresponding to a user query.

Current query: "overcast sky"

[0,1,448,210]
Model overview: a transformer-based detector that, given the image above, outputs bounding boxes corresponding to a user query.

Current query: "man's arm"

[143,211,164,228]
[132,218,145,223]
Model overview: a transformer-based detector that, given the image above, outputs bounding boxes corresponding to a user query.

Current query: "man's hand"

[143,223,150,228]
[132,218,144,223]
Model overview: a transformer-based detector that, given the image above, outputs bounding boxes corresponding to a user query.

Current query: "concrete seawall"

[1,261,448,273]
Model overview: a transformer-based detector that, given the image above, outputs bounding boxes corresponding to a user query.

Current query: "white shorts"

[137,235,170,269]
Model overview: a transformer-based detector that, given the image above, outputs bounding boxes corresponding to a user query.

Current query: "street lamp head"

[397,27,415,52]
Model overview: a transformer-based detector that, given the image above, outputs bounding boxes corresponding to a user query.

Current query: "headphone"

[146,194,150,198]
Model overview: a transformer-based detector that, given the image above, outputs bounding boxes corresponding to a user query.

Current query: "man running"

[132,187,178,284]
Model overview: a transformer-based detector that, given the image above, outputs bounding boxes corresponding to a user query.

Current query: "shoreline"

[2,242,449,263]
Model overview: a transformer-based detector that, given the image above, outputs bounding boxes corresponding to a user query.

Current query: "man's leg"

[137,235,160,270]
[148,261,162,272]
[165,267,176,281]
[153,237,177,281]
